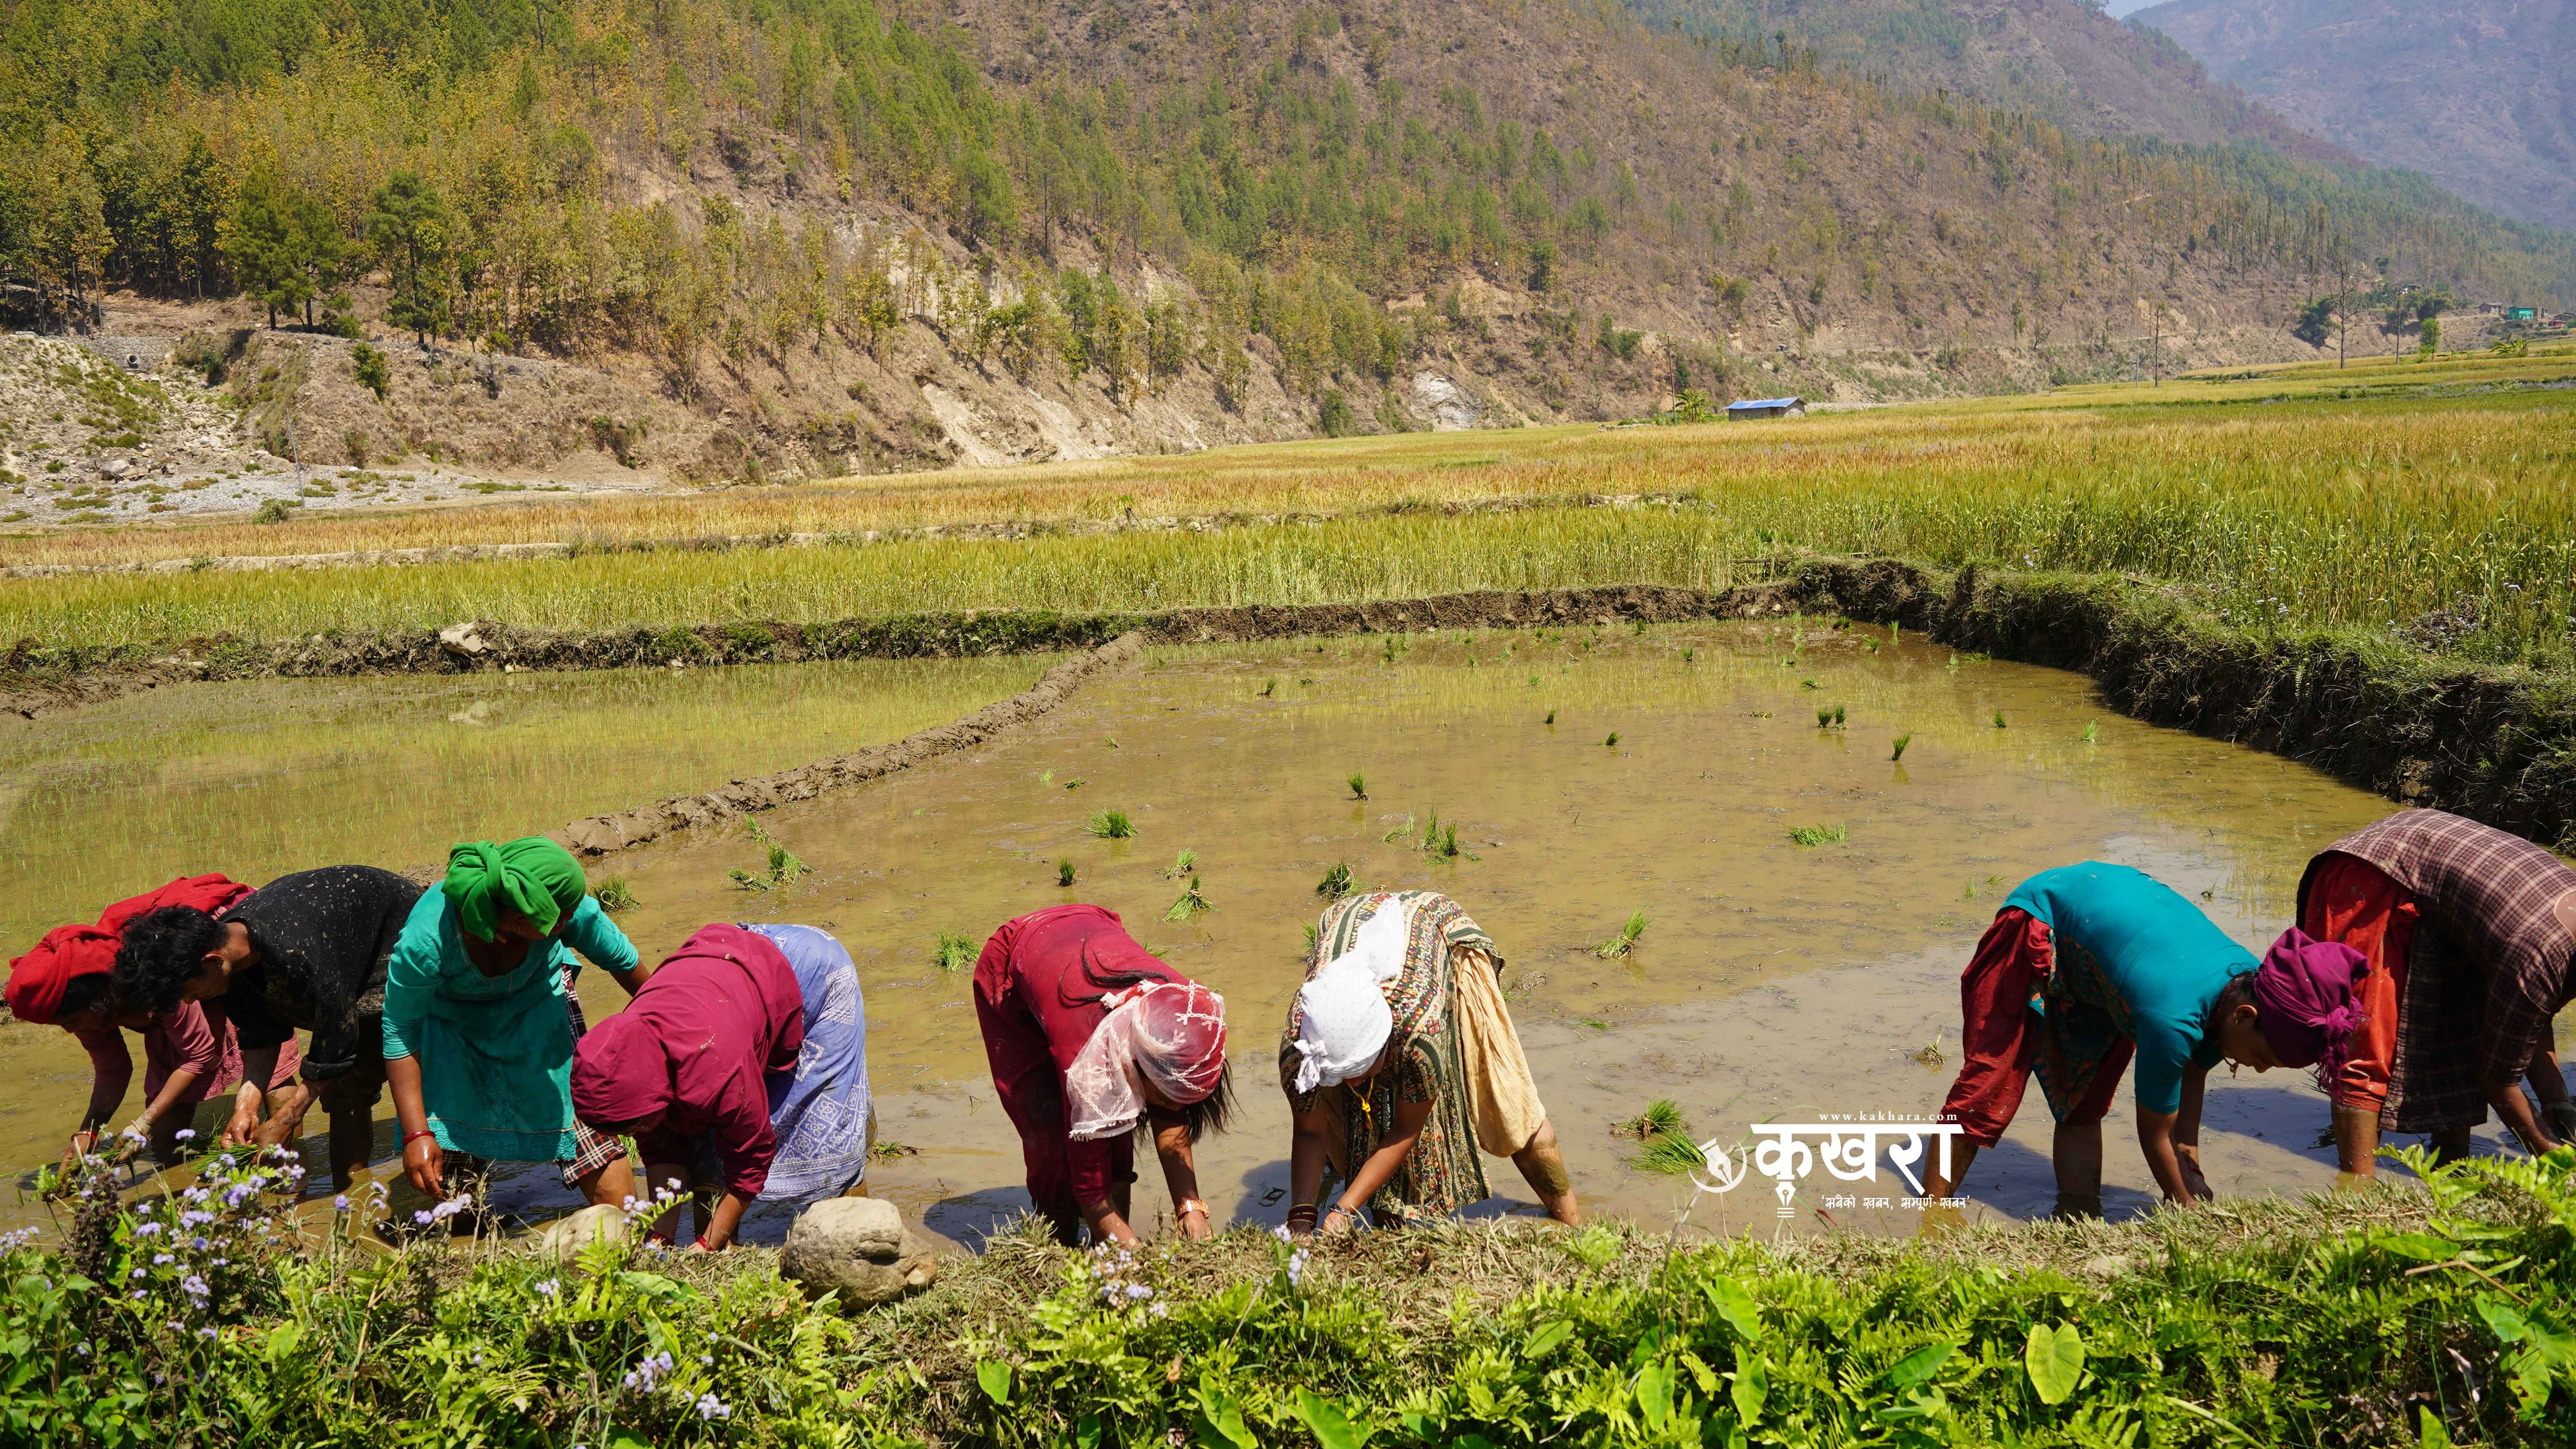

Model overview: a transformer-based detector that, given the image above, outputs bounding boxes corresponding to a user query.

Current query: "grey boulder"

[780,1197,937,1309]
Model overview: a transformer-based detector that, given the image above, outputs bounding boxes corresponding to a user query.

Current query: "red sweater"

[973,905,1182,1206]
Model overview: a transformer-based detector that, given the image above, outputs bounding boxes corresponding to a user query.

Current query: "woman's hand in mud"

[222,1100,261,1149]
[1319,1204,1361,1238]
[403,1133,445,1198]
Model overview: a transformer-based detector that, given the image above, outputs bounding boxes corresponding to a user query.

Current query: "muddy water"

[11,623,2560,1243]
[585,621,2548,1246]
[0,655,1041,1210]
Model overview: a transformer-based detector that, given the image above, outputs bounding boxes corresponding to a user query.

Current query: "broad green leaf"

[1637,1363,1674,1431]
[264,1322,304,1364]
[2024,1321,2086,1406]
[2416,1406,2455,1448]
[1523,1319,1573,1358]
[1296,1388,1374,1449]
[613,1270,696,1302]
[1888,1342,1955,1391]
[975,1358,1013,1406]
[1680,1349,1720,1395]
[2475,1296,2529,1344]
[1703,1275,1764,1341]
[1194,1382,1257,1449]
[1731,1346,1769,1424]
[2373,1231,2458,1261]
[606,1433,652,1449]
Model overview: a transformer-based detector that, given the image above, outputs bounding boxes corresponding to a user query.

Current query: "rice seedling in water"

[1816,705,1846,728]
[1592,910,1649,958]
[1619,1099,1686,1139]
[1347,772,1367,800]
[1891,733,1912,761]
[1302,922,1318,954]
[1316,861,1355,899]
[1993,710,2007,729]
[1056,859,1077,888]
[1681,647,1695,663]
[1381,814,1416,843]
[592,877,640,914]
[868,1140,920,1162]
[1788,823,1849,847]
[1800,677,1820,689]
[1163,848,1198,879]
[1544,710,1556,725]
[1909,1028,1947,1067]
[1085,808,1136,839]
[2082,719,2099,743]
[1631,1131,1708,1176]
[1063,778,1085,790]
[1039,769,1054,785]
[1427,821,1471,861]
[727,819,809,892]
[930,930,975,973]
[1603,732,1619,747]
[1103,736,1120,749]
[1260,679,1276,697]
[1164,875,1214,922]
[1576,1016,1610,1030]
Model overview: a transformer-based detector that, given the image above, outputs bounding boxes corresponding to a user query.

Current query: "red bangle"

[403,1130,437,1147]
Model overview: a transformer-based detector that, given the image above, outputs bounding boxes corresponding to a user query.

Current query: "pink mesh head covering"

[1063,979,1227,1141]
[2252,928,2369,1078]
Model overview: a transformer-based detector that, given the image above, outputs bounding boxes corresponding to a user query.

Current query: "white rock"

[437,621,490,656]
[779,1197,938,1310]
[537,1203,629,1258]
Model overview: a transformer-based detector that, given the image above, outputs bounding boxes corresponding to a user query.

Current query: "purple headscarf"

[2252,928,2369,1075]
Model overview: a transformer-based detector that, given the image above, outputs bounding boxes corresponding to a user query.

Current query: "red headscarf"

[2253,927,2370,1077]
[4,875,251,1025]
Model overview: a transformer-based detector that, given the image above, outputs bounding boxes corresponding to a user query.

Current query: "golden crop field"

[6,344,2573,668]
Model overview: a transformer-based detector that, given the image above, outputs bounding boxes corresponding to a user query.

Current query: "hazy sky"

[2106,0,2163,16]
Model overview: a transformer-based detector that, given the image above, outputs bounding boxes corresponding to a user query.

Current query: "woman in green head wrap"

[384,837,657,1214]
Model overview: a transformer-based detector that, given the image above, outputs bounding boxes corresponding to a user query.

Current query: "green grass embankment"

[8,1146,2573,1446]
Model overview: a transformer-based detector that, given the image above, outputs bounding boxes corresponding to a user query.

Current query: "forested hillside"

[0,0,2569,482]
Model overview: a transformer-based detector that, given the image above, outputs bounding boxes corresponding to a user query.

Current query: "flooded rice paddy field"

[9,620,2563,1241]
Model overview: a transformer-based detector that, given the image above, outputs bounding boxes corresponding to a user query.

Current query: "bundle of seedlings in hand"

[1592,910,1649,958]
[1163,849,1198,879]
[1787,823,1849,847]
[1085,809,1136,839]
[1164,876,1212,922]
[931,930,975,973]
[727,819,809,892]
[1316,862,1355,900]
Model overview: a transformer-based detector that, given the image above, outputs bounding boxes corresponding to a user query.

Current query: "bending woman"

[7,875,300,1168]
[2299,809,2575,1174]
[974,904,1232,1247]
[1282,891,1577,1235]
[385,839,649,1212]
[112,865,422,1189]
[1923,862,2366,1213]
[572,922,873,1250]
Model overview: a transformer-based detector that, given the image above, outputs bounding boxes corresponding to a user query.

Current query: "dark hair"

[114,906,228,1014]
[57,973,116,1019]
[1146,1058,1237,1145]
[2209,973,2258,1037]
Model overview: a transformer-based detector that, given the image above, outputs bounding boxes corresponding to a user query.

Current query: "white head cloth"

[1288,899,1409,1094]
[1064,979,1227,1142]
